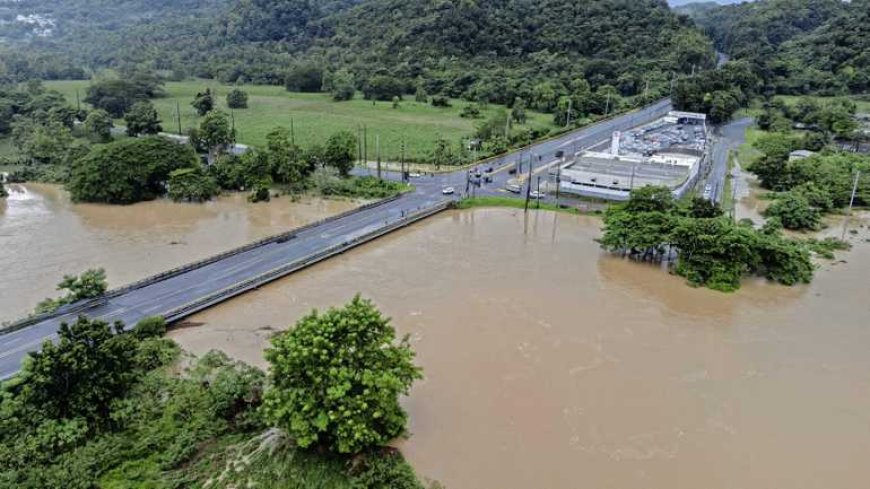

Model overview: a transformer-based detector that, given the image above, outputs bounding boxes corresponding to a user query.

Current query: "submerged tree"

[263,296,422,454]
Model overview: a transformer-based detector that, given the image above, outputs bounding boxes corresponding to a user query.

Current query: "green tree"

[123,101,162,137]
[265,126,306,185]
[83,109,113,142]
[460,103,482,119]
[11,118,75,166]
[19,316,139,425]
[191,88,215,116]
[196,110,236,162]
[226,88,249,109]
[263,296,422,454]
[35,268,108,314]
[285,64,323,93]
[363,76,404,101]
[84,77,162,118]
[68,137,198,204]
[511,98,528,124]
[168,166,219,202]
[763,192,822,230]
[323,130,357,177]
[328,69,356,101]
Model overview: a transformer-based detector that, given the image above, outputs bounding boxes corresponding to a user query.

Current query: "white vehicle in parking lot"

[529,191,544,199]
[442,186,455,195]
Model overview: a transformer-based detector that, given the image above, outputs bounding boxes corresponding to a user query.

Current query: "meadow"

[45,80,556,161]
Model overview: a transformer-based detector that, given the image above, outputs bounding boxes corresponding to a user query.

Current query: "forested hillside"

[1,0,714,100]
[689,0,869,95]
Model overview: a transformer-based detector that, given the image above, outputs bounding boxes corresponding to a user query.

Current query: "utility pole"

[524,153,534,212]
[400,138,406,183]
[363,125,368,170]
[536,176,541,209]
[175,101,182,135]
[376,134,381,180]
[841,170,862,240]
[604,92,612,118]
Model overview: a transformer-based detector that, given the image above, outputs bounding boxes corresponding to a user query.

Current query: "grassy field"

[44,80,556,162]
[774,95,870,113]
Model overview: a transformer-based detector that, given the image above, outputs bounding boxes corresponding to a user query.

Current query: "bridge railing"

[0,194,402,336]
[164,200,452,323]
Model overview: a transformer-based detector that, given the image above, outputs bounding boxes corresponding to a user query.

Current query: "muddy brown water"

[170,208,870,489]
[0,183,361,323]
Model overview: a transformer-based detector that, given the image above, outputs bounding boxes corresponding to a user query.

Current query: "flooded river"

[172,208,870,489]
[0,184,361,323]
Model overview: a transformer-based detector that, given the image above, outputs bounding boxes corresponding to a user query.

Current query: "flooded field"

[0,184,361,322]
[172,208,870,489]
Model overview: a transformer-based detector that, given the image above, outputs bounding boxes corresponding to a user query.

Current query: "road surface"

[0,99,673,380]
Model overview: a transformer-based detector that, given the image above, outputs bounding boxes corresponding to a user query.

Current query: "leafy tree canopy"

[263,296,422,454]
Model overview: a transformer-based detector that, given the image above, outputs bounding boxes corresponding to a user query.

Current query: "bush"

[764,192,822,230]
[352,450,424,489]
[227,88,249,109]
[167,166,219,203]
[317,175,406,199]
[430,96,450,108]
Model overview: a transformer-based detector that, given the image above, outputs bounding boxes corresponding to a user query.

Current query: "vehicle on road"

[506,183,522,193]
[702,183,713,200]
[484,176,493,184]
[530,191,544,199]
[409,172,422,178]
[485,167,494,173]
[442,186,455,195]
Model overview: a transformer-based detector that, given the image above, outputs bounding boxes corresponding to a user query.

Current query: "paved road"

[0,99,673,380]
[701,117,753,204]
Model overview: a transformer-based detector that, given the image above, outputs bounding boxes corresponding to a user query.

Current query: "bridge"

[0,99,673,380]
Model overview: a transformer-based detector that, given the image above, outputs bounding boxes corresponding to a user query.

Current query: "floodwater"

[0,183,361,323]
[172,208,870,489]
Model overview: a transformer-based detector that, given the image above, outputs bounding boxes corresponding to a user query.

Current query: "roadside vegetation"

[0,297,426,488]
[33,268,107,315]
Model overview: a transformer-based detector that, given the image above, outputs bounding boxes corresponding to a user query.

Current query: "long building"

[557,111,709,201]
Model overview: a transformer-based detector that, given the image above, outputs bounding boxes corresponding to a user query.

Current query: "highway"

[0,99,673,380]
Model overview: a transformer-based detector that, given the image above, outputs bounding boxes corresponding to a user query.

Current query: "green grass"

[774,94,870,113]
[455,195,584,214]
[736,125,765,168]
[44,80,556,162]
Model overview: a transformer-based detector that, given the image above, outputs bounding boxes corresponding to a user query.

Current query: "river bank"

[171,207,870,489]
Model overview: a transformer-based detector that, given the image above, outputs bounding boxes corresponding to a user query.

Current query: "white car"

[442,186,455,195]
[409,172,422,178]
[529,191,544,199]
[506,184,522,193]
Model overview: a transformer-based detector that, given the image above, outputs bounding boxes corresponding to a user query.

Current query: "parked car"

[506,184,522,193]
[529,191,544,199]
[442,186,455,195]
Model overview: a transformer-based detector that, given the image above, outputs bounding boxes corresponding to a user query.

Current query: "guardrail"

[164,200,451,323]
[0,194,403,336]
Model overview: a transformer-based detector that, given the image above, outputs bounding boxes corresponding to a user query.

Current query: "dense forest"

[688,0,870,95]
[1,0,714,102]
